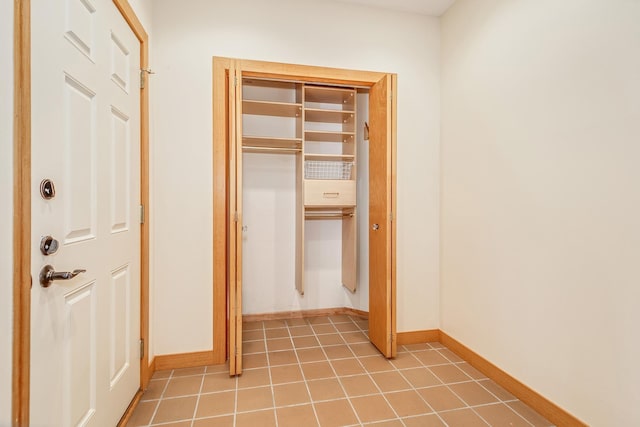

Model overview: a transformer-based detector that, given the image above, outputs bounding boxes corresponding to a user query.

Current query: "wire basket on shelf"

[304,160,353,180]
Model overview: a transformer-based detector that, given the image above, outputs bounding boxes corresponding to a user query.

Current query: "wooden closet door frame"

[212,57,397,370]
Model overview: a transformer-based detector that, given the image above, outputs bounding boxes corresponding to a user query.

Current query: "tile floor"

[127,315,554,427]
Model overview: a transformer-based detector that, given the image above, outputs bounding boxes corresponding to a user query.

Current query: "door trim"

[212,57,397,366]
[12,1,150,424]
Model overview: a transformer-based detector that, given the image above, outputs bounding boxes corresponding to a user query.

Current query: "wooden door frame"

[12,1,151,424]
[212,57,397,364]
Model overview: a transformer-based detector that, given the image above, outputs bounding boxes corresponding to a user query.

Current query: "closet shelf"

[243,100,302,117]
[305,86,356,107]
[305,130,355,143]
[305,108,355,124]
[242,136,302,150]
[304,153,355,161]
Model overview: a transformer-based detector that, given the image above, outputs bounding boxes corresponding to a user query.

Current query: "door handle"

[39,265,86,288]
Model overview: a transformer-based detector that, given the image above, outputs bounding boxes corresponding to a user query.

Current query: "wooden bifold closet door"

[219,58,396,376]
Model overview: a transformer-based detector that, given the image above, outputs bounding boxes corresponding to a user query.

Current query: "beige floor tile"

[301,361,335,380]
[350,395,396,423]
[429,364,472,384]
[163,375,203,398]
[365,420,403,426]
[317,334,345,346]
[329,314,352,323]
[151,370,171,380]
[151,421,191,427]
[314,399,359,427]
[270,364,304,384]
[236,386,274,412]
[195,391,235,418]
[312,323,338,334]
[360,355,395,373]
[265,328,289,339]
[350,343,381,357]
[439,408,489,426]
[243,340,266,354]
[384,390,432,417]
[340,331,369,344]
[263,319,287,329]
[289,325,314,336]
[293,335,320,348]
[402,343,431,352]
[335,322,360,332]
[141,379,168,401]
[324,344,354,360]
[340,374,379,397]
[242,321,263,331]
[417,386,466,412]
[307,316,332,325]
[267,350,297,366]
[479,379,517,401]
[273,381,311,406]
[267,337,293,352]
[413,350,450,366]
[449,381,499,406]
[457,362,487,380]
[205,363,229,374]
[400,367,442,388]
[277,404,319,427]
[192,415,234,427]
[438,348,465,363]
[296,347,327,363]
[126,400,157,426]
[152,396,197,424]
[236,367,270,389]
[402,414,446,427]
[427,341,446,349]
[331,358,365,376]
[201,373,236,393]
[243,353,268,369]
[390,352,421,370]
[474,403,530,426]
[235,409,276,427]
[242,329,264,342]
[285,317,309,327]
[371,371,411,392]
[507,401,554,427]
[307,378,346,401]
[172,366,206,377]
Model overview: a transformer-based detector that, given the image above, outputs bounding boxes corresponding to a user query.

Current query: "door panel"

[30,0,141,424]
[368,74,396,358]
[228,65,244,376]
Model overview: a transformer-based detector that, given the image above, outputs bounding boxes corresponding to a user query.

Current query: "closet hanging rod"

[305,212,354,219]
[242,146,301,153]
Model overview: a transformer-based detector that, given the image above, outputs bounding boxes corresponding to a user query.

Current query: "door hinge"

[234,211,239,222]
[140,204,145,224]
[139,70,145,89]
[139,339,144,360]
[390,211,394,222]
[234,76,238,87]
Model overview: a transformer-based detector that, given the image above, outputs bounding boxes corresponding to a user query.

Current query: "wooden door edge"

[12,0,31,424]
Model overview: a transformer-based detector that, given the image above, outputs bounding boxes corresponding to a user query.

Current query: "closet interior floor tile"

[127,314,553,427]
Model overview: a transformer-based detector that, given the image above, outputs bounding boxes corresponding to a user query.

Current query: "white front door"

[30,0,141,425]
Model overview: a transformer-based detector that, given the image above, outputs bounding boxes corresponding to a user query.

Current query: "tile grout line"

[188,371,206,427]
[145,369,173,426]
[432,346,535,427]
[286,318,322,427]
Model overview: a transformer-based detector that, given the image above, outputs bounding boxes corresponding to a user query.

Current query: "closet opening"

[212,58,396,376]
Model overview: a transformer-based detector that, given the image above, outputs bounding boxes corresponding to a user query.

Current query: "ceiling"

[332,0,456,16]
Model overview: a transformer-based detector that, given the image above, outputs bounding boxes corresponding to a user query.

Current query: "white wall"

[0,0,13,424]
[151,0,441,355]
[441,0,640,425]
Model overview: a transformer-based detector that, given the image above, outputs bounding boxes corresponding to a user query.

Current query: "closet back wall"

[151,0,441,355]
